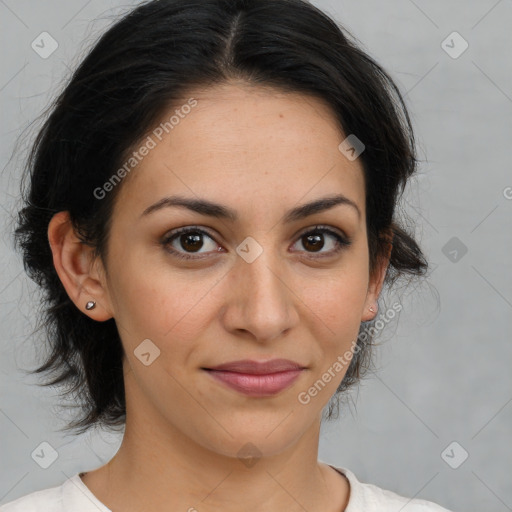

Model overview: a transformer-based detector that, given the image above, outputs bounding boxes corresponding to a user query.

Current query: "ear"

[361,232,393,322]
[47,211,113,321]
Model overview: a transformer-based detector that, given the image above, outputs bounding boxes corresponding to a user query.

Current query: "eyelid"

[161,224,352,260]
[289,224,352,257]
[294,224,350,242]
[161,225,220,255]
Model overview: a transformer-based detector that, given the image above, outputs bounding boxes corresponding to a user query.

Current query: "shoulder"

[0,472,111,512]
[331,466,454,512]
[0,480,64,512]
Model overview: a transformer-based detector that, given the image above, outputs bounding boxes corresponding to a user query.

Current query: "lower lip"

[204,369,304,396]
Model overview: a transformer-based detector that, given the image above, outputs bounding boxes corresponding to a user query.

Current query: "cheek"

[289,273,369,408]
[300,261,369,376]
[303,276,367,358]
[303,258,369,332]
[107,254,221,349]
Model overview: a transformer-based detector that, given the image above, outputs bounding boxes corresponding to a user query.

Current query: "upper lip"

[204,359,305,374]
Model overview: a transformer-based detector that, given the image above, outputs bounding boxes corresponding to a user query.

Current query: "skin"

[48,82,389,512]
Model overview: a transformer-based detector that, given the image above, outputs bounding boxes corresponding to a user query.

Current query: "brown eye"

[291,226,351,258]
[161,227,220,260]
[302,232,325,252]
[179,232,204,252]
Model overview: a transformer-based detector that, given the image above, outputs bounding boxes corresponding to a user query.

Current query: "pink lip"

[207,359,304,374]
[203,359,306,396]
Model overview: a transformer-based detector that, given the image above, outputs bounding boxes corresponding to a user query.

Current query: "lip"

[206,359,304,374]
[203,359,306,397]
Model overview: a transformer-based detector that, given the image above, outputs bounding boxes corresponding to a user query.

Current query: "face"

[97,82,382,459]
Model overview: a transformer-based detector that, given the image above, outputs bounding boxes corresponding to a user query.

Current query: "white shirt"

[0,465,453,511]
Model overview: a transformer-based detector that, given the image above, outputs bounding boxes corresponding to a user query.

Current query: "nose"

[220,244,300,343]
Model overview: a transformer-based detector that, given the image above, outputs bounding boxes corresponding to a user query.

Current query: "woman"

[1,0,453,510]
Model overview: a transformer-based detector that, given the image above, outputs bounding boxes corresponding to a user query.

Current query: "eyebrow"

[140,193,361,222]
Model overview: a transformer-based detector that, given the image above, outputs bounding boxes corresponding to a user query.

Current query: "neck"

[80,372,350,512]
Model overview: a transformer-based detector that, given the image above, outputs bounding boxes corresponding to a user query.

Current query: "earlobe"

[47,211,113,321]
[361,232,393,322]
[361,302,379,323]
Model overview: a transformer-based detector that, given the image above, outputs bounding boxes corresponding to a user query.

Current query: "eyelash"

[161,225,352,261]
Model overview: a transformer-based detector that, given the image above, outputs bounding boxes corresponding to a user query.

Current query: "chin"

[193,419,308,462]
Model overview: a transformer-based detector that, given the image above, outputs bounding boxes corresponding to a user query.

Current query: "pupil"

[305,233,323,252]
[181,233,203,252]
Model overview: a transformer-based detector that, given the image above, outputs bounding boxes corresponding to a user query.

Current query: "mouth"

[202,359,306,397]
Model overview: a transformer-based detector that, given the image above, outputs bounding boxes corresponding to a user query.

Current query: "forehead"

[114,82,366,221]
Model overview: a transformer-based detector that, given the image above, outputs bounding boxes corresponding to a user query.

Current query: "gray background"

[1,1,511,511]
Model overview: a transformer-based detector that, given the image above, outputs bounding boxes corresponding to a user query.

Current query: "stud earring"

[85,301,96,311]
[369,306,375,313]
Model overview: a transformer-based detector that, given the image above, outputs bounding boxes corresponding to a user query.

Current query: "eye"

[290,225,351,258]
[161,224,351,261]
[161,226,221,260]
